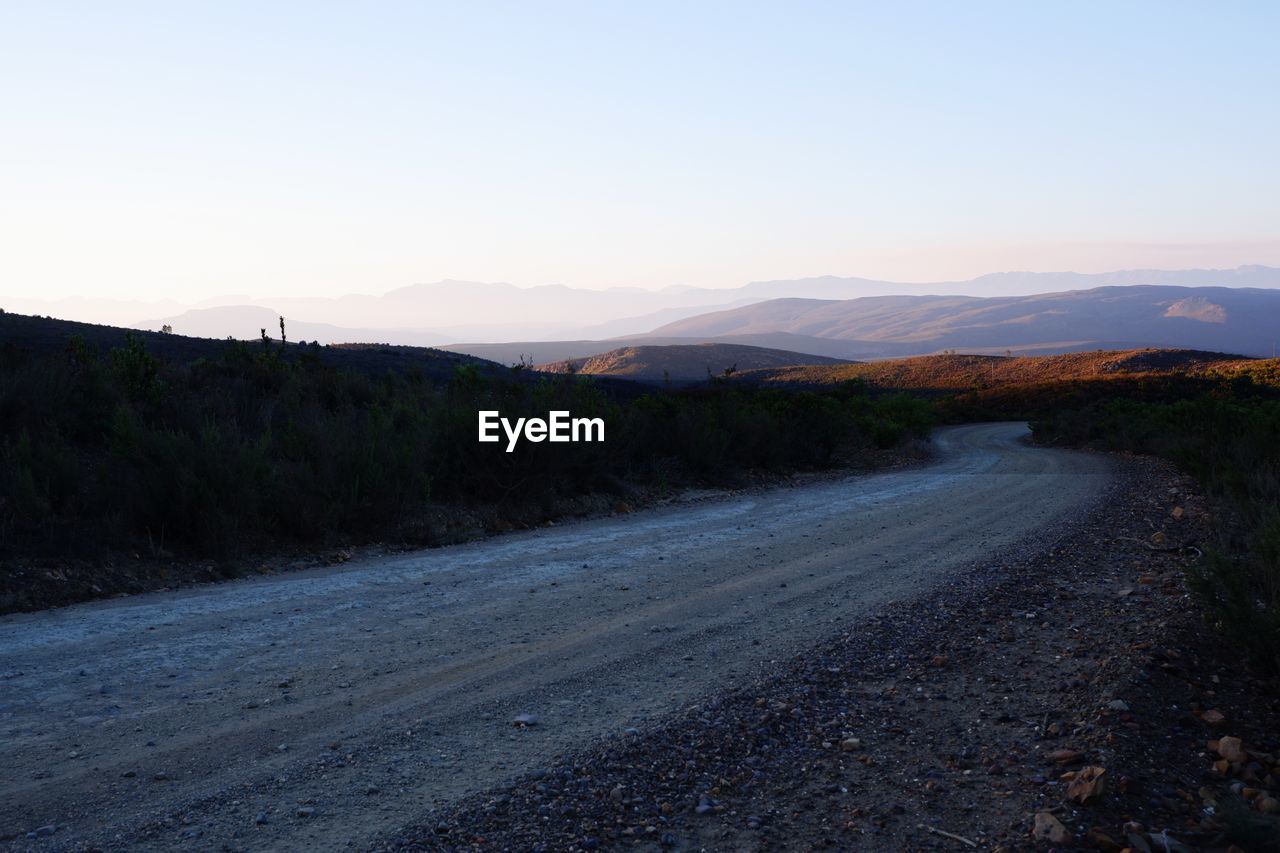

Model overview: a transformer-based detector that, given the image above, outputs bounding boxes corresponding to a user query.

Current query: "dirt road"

[0,423,1110,850]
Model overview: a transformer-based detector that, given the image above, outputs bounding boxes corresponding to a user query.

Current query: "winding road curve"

[0,423,1110,850]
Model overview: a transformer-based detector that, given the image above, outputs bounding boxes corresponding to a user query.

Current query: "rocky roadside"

[388,455,1280,852]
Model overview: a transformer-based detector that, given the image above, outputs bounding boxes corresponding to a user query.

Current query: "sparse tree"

[279,316,287,345]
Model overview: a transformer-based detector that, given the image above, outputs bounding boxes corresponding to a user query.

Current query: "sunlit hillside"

[737,348,1280,390]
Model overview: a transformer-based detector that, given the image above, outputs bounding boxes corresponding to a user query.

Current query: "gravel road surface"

[0,422,1110,850]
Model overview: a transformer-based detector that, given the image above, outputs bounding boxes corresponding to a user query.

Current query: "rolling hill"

[536,343,850,382]
[444,333,893,368]
[735,348,1278,391]
[649,286,1280,358]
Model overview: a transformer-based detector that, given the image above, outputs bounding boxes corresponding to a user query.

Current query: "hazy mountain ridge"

[9,265,1280,346]
[651,285,1280,357]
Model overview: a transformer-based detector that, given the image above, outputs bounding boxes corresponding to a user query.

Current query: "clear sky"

[3,1,1279,301]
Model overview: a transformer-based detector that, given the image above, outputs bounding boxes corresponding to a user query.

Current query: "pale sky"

[3,1,1279,301]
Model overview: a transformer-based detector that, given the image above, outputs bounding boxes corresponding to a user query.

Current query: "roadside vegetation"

[748,344,1280,672]
[0,330,933,571]
[1034,393,1280,671]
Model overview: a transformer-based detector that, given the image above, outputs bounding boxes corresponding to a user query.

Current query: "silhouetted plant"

[109,332,162,402]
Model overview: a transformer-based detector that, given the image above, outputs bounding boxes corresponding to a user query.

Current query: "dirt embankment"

[395,457,1280,852]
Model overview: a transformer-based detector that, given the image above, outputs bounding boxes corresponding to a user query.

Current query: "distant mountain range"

[7,265,1280,347]
[647,285,1280,359]
[130,305,448,348]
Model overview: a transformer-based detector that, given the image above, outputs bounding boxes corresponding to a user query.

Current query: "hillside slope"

[443,333,906,367]
[650,286,1280,357]
[0,311,502,381]
[537,343,850,382]
[738,348,1277,390]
